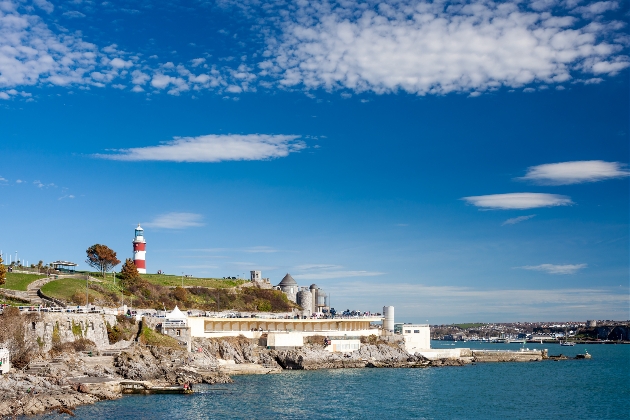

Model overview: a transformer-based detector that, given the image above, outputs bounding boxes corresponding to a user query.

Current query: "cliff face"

[26,313,116,351]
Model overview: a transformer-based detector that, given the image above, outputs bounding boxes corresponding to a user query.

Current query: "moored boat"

[121,381,194,394]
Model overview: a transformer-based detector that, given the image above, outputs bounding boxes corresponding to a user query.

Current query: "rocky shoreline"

[0,337,475,417]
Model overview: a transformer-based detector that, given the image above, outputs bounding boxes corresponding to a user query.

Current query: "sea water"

[33,342,629,419]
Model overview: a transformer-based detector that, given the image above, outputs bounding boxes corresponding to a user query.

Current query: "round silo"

[383,306,395,335]
[297,289,313,315]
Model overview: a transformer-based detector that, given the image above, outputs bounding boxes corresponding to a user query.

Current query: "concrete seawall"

[472,349,547,362]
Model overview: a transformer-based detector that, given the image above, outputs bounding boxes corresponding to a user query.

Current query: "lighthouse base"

[137,268,147,274]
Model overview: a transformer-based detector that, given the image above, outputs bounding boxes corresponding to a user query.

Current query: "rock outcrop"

[114,345,232,385]
[0,372,115,417]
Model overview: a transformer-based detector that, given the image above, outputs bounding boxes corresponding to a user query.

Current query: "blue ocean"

[34,342,629,419]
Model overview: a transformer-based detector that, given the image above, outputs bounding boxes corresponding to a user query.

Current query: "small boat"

[560,341,575,347]
[121,381,194,394]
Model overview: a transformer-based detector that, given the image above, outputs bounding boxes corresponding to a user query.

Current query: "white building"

[401,324,431,354]
[0,348,10,374]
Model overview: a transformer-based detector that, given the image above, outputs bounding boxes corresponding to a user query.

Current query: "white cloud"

[293,264,385,280]
[329,281,627,321]
[0,1,252,96]
[258,0,630,95]
[143,212,205,229]
[62,11,85,18]
[573,1,619,18]
[519,160,630,185]
[191,58,206,67]
[518,263,587,275]
[96,134,305,162]
[462,193,573,210]
[502,214,536,225]
[33,0,53,13]
[244,246,278,253]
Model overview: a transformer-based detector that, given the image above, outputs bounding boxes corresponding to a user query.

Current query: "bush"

[138,326,180,348]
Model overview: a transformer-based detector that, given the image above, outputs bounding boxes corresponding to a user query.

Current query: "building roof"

[166,305,187,320]
[310,284,318,289]
[278,273,297,286]
[51,261,77,267]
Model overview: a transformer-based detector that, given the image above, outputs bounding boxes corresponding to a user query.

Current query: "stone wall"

[25,313,117,352]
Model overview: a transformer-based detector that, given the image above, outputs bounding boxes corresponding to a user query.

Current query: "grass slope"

[41,278,106,305]
[140,273,244,288]
[1,273,46,291]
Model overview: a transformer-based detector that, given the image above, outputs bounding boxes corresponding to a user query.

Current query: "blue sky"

[0,0,628,323]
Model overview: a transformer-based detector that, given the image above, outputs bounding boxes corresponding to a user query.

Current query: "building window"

[405,330,411,333]
[32,322,36,330]
[414,330,420,333]
[176,330,181,336]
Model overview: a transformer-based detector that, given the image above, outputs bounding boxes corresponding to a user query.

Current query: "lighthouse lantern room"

[132,224,147,274]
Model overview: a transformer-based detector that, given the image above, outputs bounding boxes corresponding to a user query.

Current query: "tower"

[132,224,146,274]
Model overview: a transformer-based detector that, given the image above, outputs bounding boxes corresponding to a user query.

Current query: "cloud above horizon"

[519,160,630,185]
[502,214,536,225]
[293,264,385,280]
[518,263,587,274]
[96,134,305,162]
[329,281,626,321]
[143,212,205,229]
[462,193,573,210]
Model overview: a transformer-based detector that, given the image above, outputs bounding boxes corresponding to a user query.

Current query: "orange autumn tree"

[85,244,120,278]
[119,258,142,288]
[0,255,6,286]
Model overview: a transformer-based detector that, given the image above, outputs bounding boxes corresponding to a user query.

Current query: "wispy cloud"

[502,214,536,226]
[58,194,75,200]
[33,180,55,188]
[518,263,587,275]
[293,264,385,280]
[329,282,627,321]
[95,134,305,162]
[244,246,279,253]
[462,193,573,210]
[519,160,630,185]
[143,212,205,229]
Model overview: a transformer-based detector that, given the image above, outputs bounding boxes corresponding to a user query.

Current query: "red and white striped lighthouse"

[132,224,146,274]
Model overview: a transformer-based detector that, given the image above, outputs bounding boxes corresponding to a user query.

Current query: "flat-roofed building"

[187,316,381,340]
[401,324,431,354]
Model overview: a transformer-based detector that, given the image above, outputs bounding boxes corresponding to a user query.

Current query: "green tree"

[86,244,120,278]
[0,255,6,286]
[120,258,141,288]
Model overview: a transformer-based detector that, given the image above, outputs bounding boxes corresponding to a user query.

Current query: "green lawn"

[139,273,244,288]
[40,278,105,303]
[1,272,46,291]
[77,271,244,289]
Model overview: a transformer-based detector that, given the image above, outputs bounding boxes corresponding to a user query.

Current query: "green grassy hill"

[39,273,297,312]
[1,272,47,291]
